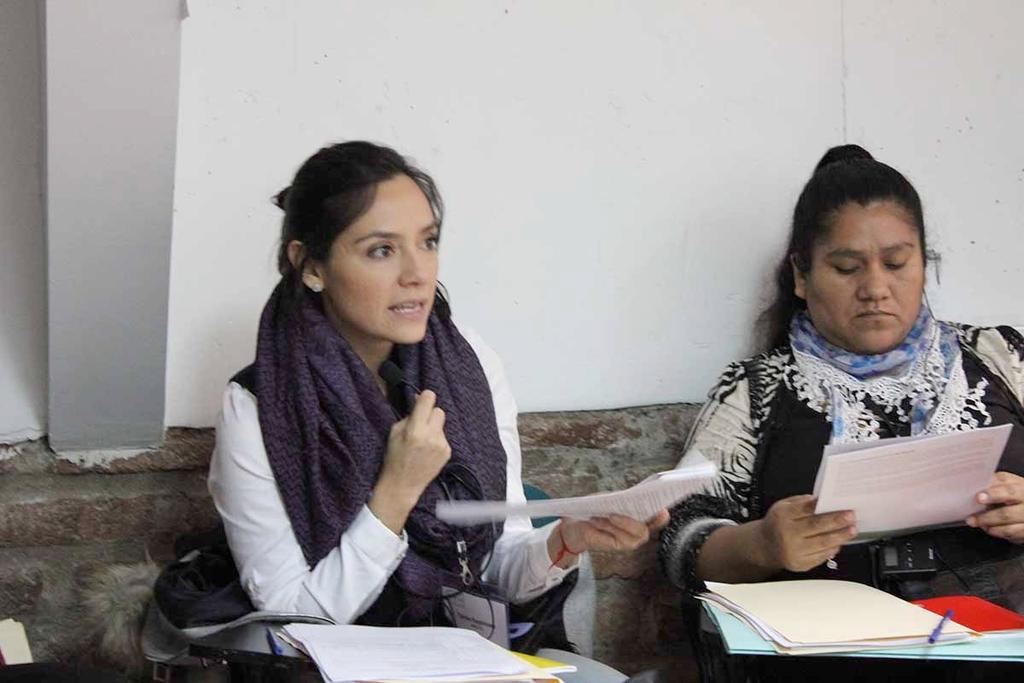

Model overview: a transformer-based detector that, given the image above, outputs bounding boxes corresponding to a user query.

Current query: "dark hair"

[757,144,927,350]
[275,141,450,318]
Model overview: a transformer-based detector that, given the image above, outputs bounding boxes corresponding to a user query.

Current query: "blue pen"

[265,627,284,656]
[927,609,954,644]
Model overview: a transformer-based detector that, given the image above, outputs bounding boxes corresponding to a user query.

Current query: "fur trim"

[82,561,160,674]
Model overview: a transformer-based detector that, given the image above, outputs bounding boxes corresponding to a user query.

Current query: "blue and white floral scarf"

[789,305,973,442]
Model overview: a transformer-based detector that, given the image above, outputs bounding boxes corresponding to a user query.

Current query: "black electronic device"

[379,360,419,393]
[875,538,939,582]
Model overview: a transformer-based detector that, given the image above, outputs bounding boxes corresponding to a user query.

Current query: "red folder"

[913,595,1024,633]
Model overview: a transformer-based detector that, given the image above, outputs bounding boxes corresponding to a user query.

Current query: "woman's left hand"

[549,510,671,567]
[967,471,1024,544]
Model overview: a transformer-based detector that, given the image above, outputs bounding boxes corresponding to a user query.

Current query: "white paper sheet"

[281,624,530,682]
[813,424,1012,536]
[435,454,716,526]
[0,618,33,665]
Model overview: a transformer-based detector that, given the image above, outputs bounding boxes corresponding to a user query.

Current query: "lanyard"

[455,539,473,586]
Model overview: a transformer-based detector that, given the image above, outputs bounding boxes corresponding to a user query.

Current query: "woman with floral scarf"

[660,145,1024,681]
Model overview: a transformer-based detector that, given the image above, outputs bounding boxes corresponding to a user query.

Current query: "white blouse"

[207,325,576,624]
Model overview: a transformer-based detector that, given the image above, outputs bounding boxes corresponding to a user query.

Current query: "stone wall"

[0,403,701,680]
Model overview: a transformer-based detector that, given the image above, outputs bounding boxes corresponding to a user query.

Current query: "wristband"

[550,524,583,568]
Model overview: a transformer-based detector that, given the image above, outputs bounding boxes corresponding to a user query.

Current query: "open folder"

[698,580,977,655]
[436,453,716,526]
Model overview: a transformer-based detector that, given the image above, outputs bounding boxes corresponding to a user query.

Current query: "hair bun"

[814,144,874,173]
[273,186,291,210]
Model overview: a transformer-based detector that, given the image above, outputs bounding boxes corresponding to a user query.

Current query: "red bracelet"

[550,524,583,567]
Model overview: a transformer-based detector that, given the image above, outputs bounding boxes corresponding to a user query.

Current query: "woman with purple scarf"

[207,141,667,652]
[659,146,1024,681]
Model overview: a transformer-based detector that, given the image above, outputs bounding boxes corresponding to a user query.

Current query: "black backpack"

[152,526,254,629]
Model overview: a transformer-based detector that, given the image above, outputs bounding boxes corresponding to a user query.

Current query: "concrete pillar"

[44,0,182,451]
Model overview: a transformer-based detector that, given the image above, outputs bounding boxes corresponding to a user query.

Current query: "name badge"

[441,583,510,648]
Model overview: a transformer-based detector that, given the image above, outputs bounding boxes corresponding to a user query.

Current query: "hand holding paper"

[558,509,670,559]
[968,470,1024,543]
[435,454,716,526]
[755,495,856,572]
[813,424,1012,539]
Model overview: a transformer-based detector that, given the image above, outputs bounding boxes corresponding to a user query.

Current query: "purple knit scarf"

[253,282,507,623]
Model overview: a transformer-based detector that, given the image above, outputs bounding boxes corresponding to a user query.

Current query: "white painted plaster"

[5,2,1017,434]
[843,1,1024,330]
[165,0,845,423]
[166,1,1024,425]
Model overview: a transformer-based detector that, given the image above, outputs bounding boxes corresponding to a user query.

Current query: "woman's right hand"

[370,390,451,534]
[753,495,857,572]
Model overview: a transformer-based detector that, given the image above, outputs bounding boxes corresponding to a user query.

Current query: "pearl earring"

[306,281,323,293]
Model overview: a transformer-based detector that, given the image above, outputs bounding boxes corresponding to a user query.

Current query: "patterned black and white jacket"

[659,324,1024,596]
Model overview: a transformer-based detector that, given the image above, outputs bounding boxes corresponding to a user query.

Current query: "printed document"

[813,423,1012,537]
[280,624,532,682]
[435,453,716,526]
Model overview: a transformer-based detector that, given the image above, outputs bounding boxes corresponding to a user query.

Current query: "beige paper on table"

[702,580,975,647]
[0,618,33,665]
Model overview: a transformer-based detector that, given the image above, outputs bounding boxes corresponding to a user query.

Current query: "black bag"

[152,526,254,629]
[152,523,580,653]
[509,570,579,654]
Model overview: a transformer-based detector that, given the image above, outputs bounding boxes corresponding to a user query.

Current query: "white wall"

[165,0,843,423]
[844,2,1024,326]
[0,2,1017,439]
[0,1,46,443]
[152,0,1019,425]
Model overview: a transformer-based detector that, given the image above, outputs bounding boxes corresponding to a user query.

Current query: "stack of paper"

[436,452,716,525]
[281,624,562,682]
[0,618,33,665]
[698,580,977,655]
